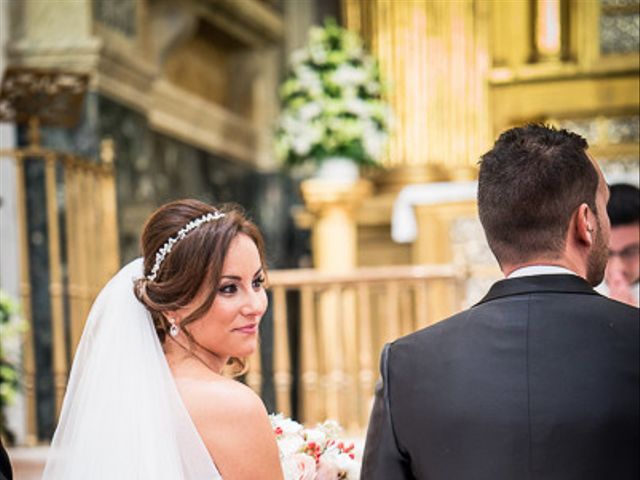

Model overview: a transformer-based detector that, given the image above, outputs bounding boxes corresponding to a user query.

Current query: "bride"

[42,199,284,479]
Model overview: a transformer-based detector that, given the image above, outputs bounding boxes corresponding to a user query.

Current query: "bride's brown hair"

[134,199,266,374]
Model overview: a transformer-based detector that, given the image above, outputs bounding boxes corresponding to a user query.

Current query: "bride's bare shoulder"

[176,374,264,418]
[177,375,283,479]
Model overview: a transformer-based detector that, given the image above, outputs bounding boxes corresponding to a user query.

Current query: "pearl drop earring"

[168,318,179,338]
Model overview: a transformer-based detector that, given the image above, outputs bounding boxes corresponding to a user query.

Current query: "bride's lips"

[233,323,258,334]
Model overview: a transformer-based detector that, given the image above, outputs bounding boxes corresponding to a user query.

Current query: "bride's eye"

[219,283,237,294]
[252,275,266,290]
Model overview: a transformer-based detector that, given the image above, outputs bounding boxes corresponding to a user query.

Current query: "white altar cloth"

[391,181,478,243]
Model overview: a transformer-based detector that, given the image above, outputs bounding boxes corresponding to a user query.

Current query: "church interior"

[0,0,638,476]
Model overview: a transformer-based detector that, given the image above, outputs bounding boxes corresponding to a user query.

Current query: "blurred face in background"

[605,222,640,286]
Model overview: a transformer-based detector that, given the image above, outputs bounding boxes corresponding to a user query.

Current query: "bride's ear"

[162,311,180,326]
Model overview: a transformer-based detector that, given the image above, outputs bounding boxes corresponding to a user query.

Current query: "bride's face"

[186,233,267,363]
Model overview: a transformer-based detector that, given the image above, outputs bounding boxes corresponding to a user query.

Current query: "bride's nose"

[241,289,266,317]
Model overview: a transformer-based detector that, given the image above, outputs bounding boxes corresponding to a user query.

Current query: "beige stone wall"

[5,0,285,170]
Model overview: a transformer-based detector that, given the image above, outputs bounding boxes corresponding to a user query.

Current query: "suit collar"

[476,274,600,306]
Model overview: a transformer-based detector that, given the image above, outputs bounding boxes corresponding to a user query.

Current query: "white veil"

[42,258,221,479]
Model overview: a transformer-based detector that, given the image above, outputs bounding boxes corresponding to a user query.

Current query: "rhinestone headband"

[146,211,225,281]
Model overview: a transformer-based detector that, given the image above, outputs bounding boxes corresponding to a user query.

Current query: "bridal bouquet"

[270,414,361,480]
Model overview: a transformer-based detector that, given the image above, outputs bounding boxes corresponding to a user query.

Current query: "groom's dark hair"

[478,123,599,267]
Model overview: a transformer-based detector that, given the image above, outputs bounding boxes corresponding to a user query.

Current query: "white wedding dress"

[42,258,222,479]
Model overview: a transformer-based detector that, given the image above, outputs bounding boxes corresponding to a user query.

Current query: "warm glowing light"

[536,0,561,57]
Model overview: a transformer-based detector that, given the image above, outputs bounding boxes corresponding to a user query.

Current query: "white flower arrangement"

[275,19,391,169]
[270,414,361,480]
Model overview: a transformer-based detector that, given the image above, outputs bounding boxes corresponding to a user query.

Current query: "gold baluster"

[341,285,359,433]
[414,281,430,330]
[399,283,413,337]
[384,281,399,343]
[245,340,262,395]
[81,164,94,331]
[99,138,119,282]
[45,153,68,417]
[299,285,319,425]
[357,283,375,430]
[319,285,343,422]
[72,161,91,351]
[88,164,102,296]
[87,165,100,302]
[64,158,82,356]
[272,286,291,416]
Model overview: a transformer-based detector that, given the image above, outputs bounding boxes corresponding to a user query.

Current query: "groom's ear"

[574,203,594,247]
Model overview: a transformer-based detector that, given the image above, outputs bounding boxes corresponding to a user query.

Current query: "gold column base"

[374,164,449,194]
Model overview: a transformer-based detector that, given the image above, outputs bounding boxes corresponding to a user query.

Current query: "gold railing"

[1,127,119,443]
[247,264,463,434]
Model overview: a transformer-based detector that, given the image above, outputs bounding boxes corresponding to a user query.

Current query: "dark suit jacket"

[362,274,639,479]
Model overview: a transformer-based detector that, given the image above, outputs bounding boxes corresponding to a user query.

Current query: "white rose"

[331,64,367,86]
[317,420,342,438]
[295,66,323,95]
[345,98,368,117]
[317,450,361,480]
[292,137,312,156]
[310,45,327,64]
[281,453,316,480]
[332,451,360,479]
[278,434,305,457]
[270,413,304,435]
[365,81,380,95]
[304,427,327,445]
[280,416,305,435]
[299,102,322,121]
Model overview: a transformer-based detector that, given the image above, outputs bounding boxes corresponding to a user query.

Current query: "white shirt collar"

[507,265,579,279]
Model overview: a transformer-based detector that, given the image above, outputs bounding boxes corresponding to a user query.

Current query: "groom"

[361,124,639,479]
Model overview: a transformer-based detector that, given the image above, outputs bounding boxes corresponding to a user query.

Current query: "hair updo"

[134,199,266,371]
